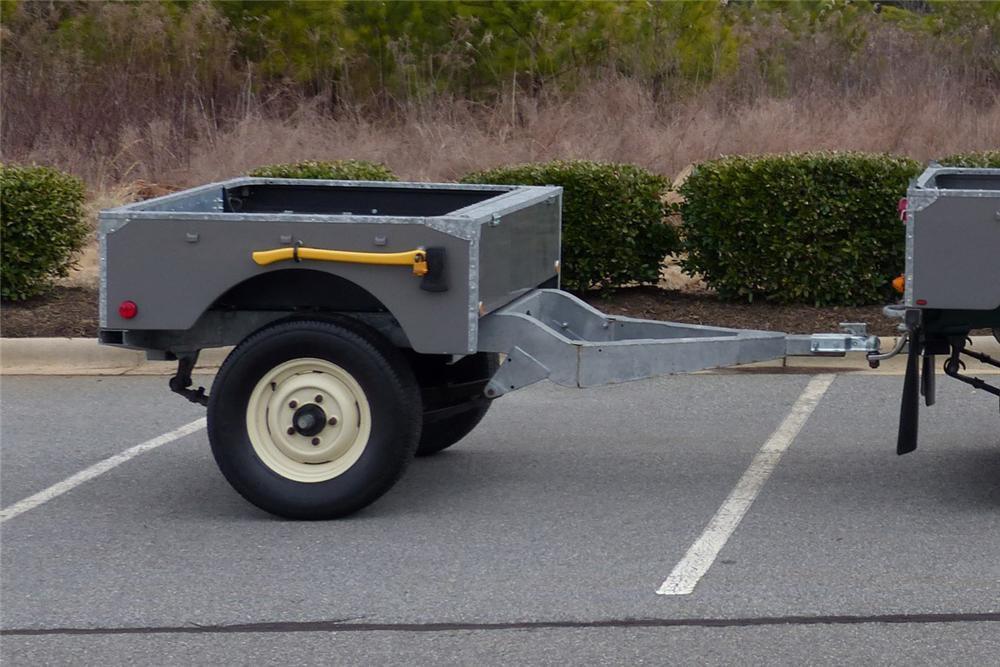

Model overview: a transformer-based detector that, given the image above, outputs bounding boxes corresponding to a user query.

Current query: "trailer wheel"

[416,404,491,457]
[207,319,420,519]
[415,353,499,457]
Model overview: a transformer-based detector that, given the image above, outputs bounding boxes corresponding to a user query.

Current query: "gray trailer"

[98,168,999,519]
[891,167,1000,453]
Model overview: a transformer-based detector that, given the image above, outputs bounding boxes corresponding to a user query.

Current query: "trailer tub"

[100,178,563,356]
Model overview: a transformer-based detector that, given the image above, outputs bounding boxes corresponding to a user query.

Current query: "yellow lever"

[252,246,428,276]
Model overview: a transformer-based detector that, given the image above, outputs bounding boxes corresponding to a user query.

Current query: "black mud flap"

[896,332,921,455]
[921,353,936,407]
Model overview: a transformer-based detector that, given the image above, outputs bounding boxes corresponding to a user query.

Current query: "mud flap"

[897,331,921,455]
[921,353,936,407]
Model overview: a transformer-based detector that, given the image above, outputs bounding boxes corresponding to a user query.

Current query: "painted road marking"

[657,374,835,596]
[0,418,206,524]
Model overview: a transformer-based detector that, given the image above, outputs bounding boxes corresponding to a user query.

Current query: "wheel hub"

[245,358,372,483]
[292,403,326,437]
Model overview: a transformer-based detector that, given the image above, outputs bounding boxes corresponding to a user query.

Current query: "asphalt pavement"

[1,372,998,664]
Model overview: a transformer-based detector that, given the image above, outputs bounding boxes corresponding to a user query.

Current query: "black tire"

[414,353,499,457]
[207,318,421,519]
[416,404,492,457]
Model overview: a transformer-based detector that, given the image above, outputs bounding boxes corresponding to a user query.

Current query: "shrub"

[249,159,396,181]
[462,161,679,292]
[1,165,88,301]
[937,151,1000,168]
[679,152,922,306]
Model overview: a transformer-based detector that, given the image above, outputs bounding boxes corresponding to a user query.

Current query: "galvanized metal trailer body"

[903,167,1000,320]
[100,178,564,356]
[96,169,998,518]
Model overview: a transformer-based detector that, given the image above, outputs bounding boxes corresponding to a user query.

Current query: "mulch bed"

[2,285,903,338]
[2,287,101,338]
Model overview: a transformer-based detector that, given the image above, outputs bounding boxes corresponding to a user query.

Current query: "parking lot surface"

[2,373,998,664]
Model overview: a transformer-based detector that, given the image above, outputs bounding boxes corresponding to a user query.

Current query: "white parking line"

[657,374,835,596]
[0,417,206,524]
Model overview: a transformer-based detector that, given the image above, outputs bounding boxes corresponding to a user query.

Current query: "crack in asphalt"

[4,612,999,637]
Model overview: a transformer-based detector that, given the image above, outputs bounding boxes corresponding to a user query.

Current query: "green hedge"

[937,151,1000,168]
[1,165,89,301]
[249,159,396,181]
[679,152,921,306]
[462,161,679,292]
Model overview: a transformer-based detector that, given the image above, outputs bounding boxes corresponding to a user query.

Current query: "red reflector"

[916,299,927,306]
[118,300,138,319]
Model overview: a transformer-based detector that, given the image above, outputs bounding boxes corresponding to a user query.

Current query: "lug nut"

[311,437,320,446]
[315,394,323,403]
[287,426,295,435]
[328,416,338,426]
[289,400,297,409]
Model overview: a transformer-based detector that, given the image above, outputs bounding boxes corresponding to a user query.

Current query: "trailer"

[98,167,999,519]
[890,167,1000,454]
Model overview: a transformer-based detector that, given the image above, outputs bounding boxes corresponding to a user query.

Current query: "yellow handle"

[252,246,428,276]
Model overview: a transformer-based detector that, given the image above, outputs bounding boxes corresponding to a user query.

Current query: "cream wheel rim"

[246,358,371,483]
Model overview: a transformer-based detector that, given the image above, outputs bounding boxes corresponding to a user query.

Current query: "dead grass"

[27,74,997,292]
[59,181,167,288]
[53,76,986,190]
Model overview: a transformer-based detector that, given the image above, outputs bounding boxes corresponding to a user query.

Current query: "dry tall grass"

[15,74,996,192]
[31,71,999,293]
